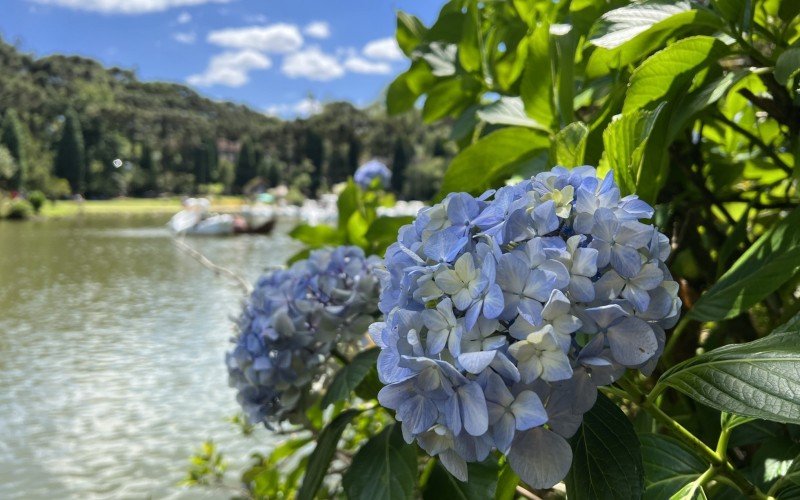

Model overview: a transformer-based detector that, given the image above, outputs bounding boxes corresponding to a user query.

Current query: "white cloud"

[343,56,391,75]
[187,50,271,87]
[207,23,303,53]
[173,31,196,44]
[303,21,330,39]
[282,47,344,81]
[362,37,403,61]
[266,97,323,118]
[30,0,231,14]
[177,11,191,23]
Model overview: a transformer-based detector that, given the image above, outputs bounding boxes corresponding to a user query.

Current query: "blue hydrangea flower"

[372,166,680,487]
[354,159,392,189]
[227,246,381,425]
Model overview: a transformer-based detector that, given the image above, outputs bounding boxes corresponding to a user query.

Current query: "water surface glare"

[0,214,303,499]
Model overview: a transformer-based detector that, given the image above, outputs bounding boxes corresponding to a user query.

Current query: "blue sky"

[0,0,441,117]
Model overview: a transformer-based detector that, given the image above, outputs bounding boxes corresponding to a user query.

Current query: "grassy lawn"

[39,196,249,217]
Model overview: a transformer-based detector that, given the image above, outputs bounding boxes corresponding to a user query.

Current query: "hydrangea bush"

[227,246,382,425]
[353,159,392,190]
[371,166,680,486]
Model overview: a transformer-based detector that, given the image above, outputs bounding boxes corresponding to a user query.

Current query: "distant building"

[216,138,240,164]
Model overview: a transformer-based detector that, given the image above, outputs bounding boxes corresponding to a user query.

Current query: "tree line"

[0,38,453,200]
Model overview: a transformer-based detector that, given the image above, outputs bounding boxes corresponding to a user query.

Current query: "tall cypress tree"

[206,140,218,183]
[54,109,86,194]
[140,143,158,193]
[391,137,411,195]
[305,128,325,198]
[1,109,26,190]
[347,135,361,171]
[235,136,257,191]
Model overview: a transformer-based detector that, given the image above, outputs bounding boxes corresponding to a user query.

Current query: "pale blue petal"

[508,428,573,489]
[511,390,548,430]
[492,413,516,453]
[458,351,496,374]
[611,244,643,278]
[459,382,489,436]
[607,316,657,366]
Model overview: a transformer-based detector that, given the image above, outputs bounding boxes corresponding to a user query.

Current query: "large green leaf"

[655,312,800,424]
[565,392,644,500]
[365,216,413,255]
[321,348,381,408]
[397,12,427,56]
[553,122,589,167]
[297,409,362,500]
[422,76,480,123]
[598,105,662,198]
[690,206,800,321]
[670,482,708,500]
[623,36,729,114]
[342,424,417,500]
[640,434,707,499]
[386,61,435,115]
[586,1,724,78]
[438,127,550,196]
[423,460,499,500]
[520,23,556,131]
[289,223,343,248]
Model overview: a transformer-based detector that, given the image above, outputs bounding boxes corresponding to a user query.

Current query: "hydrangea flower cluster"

[227,246,382,425]
[354,159,392,189]
[371,166,680,487]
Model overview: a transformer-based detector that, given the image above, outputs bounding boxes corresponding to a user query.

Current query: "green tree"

[391,137,411,195]
[347,135,361,170]
[1,109,26,190]
[234,137,257,191]
[304,128,325,198]
[140,143,158,194]
[54,109,86,194]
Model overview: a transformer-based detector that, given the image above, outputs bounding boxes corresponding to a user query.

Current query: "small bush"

[27,190,46,213]
[6,199,33,219]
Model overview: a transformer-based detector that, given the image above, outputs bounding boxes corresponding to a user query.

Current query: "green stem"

[419,457,437,488]
[620,382,771,499]
[331,349,350,365]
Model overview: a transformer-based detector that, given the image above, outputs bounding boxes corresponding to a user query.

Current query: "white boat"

[168,198,235,236]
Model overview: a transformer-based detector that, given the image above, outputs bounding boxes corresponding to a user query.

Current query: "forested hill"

[0,38,451,199]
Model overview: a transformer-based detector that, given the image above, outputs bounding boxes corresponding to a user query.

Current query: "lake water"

[0,214,303,499]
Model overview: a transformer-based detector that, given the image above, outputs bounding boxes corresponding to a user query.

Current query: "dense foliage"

[187,0,800,498]
[0,39,452,199]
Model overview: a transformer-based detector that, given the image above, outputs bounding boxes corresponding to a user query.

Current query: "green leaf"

[670,482,708,500]
[297,409,362,500]
[520,23,556,131]
[669,69,751,141]
[397,11,427,56]
[690,206,800,321]
[656,311,800,424]
[438,127,550,196]
[458,3,481,73]
[775,48,800,87]
[337,180,361,229]
[342,424,417,500]
[589,1,695,49]
[771,454,800,499]
[711,0,753,29]
[420,42,458,77]
[422,77,480,123]
[476,97,548,131]
[423,460,499,500]
[640,434,707,499]
[598,105,663,198]
[365,216,413,255]
[586,1,724,78]
[494,463,519,500]
[623,36,729,114]
[565,392,644,500]
[553,122,589,167]
[321,348,380,408]
[386,62,435,115]
[289,223,343,248]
